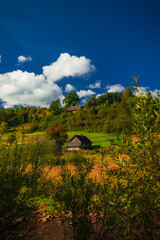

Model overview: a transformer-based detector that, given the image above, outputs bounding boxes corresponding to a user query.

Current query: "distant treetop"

[63,92,80,107]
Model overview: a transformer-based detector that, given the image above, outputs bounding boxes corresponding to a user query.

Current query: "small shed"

[66,134,92,151]
[66,105,82,113]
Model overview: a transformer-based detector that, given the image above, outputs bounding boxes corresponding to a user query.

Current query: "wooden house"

[66,134,92,151]
[66,105,82,113]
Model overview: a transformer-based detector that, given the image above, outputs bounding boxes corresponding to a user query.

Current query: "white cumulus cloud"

[77,89,96,98]
[0,70,63,108]
[18,56,32,63]
[43,53,95,82]
[150,89,160,98]
[89,80,101,89]
[0,53,95,108]
[106,84,125,93]
[65,84,76,92]
[135,87,160,99]
[96,93,106,98]
[81,98,88,104]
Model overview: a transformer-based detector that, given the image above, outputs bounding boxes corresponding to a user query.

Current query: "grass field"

[1,130,122,148]
[68,131,122,147]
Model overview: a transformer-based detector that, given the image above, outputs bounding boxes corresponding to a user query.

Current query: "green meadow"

[67,131,122,147]
[1,130,122,148]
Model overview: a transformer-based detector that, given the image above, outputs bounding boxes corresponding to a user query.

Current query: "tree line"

[0,87,134,134]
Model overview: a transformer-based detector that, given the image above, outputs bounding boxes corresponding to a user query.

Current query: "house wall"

[67,147,80,151]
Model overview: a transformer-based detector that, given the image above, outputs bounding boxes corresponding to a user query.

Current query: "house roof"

[66,105,82,112]
[66,135,92,147]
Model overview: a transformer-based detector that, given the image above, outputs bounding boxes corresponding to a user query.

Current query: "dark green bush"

[0,138,60,233]
[55,157,96,240]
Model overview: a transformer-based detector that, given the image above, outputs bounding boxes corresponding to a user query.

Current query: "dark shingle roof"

[66,135,92,147]
[75,135,92,144]
[66,105,82,112]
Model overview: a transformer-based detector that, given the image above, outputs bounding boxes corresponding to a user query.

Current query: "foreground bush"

[0,138,60,234]
[55,158,96,240]
[100,79,160,238]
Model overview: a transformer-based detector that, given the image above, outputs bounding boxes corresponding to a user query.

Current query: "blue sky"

[0,0,160,107]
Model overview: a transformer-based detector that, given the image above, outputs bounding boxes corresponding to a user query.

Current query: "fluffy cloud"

[0,53,95,108]
[106,84,125,93]
[96,93,105,98]
[89,80,101,89]
[136,87,160,98]
[77,89,96,98]
[18,56,32,63]
[43,53,95,82]
[65,84,76,92]
[81,98,88,104]
[0,70,63,108]
[150,89,160,98]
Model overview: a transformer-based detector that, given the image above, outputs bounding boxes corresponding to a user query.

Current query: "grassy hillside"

[1,130,122,148]
[68,131,122,147]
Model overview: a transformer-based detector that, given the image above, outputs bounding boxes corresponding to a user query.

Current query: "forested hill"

[0,87,138,134]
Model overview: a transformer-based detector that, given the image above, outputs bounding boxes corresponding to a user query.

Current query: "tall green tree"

[63,92,80,107]
[50,99,62,115]
[45,125,68,145]
[87,96,97,108]
[118,87,133,134]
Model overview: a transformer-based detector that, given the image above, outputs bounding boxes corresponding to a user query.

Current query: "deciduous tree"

[63,92,80,107]
[50,99,62,115]
[45,125,68,145]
